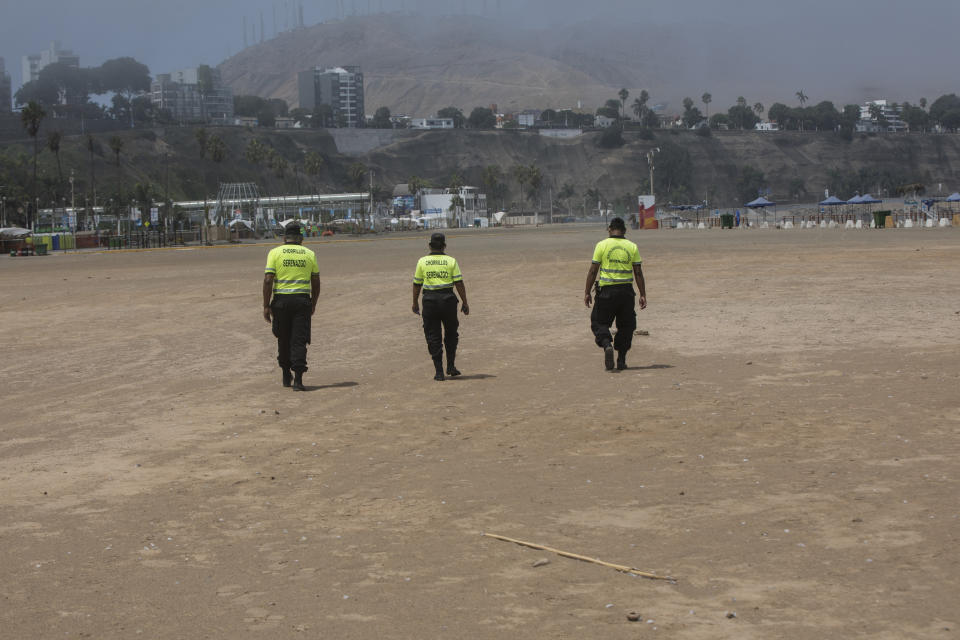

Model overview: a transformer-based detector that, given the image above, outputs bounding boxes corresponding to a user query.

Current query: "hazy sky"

[3,0,958,105]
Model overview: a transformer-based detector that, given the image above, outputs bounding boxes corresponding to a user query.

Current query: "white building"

[297,66,364,128]
[856,100,906,133]
[418,187,488,227]
[594,115,617,128]
[410,117,454,129]
[21,41,79,85]
[755,121,779,131]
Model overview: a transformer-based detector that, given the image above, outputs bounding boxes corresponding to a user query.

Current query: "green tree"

[437,106,465,128]
[796,90,808,107]
[46,130,63,190]
[196,64,215,123]
[371,106,392,128]
[98,57,151,126]
[86,134,97,209]
[481,165,506,210]
[257,106,276,127]
[21,101,46,227]
[245,139,267,164]
[408,175,427,198]
[512,164,529,211]
[736,165,767,204]
[598,124,625,147]
[701,92,712,119]
[348,163,367,190]
[618,88,629,120]
[448,172,464,193]
[108,135,124,221]
[467,106,497,129]
[304,151,325,194]
[709,113,730,129]
[313,104,334,128]
[753,102,764,118]
[195,128,208,160]
[207,135,226,176]
[929,94,960,130]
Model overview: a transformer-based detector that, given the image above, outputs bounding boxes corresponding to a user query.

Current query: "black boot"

[446,349,461,377]
[616,351,627,370]
[603,341,615,371]
[282,368,292,387]
[292,371,305,391]
[433,356,445,381]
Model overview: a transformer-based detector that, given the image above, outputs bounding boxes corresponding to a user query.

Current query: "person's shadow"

[448,374,496,381]
[305,381,360,391]
[620,364,673,371]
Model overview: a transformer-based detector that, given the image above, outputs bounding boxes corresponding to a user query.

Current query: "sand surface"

[1,226,959,639]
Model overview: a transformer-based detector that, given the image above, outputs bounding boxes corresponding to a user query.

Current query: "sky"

[2,0,958,106]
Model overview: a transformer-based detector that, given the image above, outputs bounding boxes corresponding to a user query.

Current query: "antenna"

[243,16,248,48]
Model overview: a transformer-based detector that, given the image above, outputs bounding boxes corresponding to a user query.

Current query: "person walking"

[583,216,647,370]
[263,222,320,391]
[412,232,469,381]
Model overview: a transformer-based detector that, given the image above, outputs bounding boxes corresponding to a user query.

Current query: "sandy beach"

[1,225,958,639]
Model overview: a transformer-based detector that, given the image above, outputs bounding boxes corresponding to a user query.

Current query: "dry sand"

[1,225,958,639]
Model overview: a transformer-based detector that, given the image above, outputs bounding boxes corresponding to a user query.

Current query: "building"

[0,58,11,112]
[21,41,79,85]
[297,66,364,128]
[410,117,454,129]
[856,100,906,133]
[419,187,488,227]
[150,67,234,124]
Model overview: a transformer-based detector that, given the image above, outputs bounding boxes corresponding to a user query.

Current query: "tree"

[682,97,694,112]
[196,64,215,123]
[408,175,427,198]
[304,151,325,194]
[371,106,392,128]
[709,113,730,129]
[525,164,543,205]
[481,165,506,210]
[448,172,464,193]
[512,164,529,211]
[207,134,226,166]
[929,94,960,130]
[618,88,629,120]
[437,106,465,128]
[195,128,209,160]
[753,102,765,118]
[701,92,712,119]
[736,165,767,205]
[919,97,928,110]
[598,124,625,147]
[98,57,150,127]
[108,136,124,222]
[467,106,497,129]
[728,103,759,130]
[257,106,276,128]
[768,102,791,128]
[796,90,808,107]
[348,163,367,190]
[21,101,46,227]
[245,139,267,165]
[47,130,63,190]
[86,135,97,210]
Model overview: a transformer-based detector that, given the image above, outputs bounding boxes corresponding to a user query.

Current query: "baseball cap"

[284,222,303,236]
[429,232,446,247]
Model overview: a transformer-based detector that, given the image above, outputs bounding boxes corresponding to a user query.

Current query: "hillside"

[3,123,959,221]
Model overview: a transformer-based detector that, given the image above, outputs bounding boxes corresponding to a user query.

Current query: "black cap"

[608,217,626,231]
[284,222,302,236]
[429,232,446,248]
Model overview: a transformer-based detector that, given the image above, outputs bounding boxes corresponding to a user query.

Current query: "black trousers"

[422,290,459,360]
[591,284,636,352]
[271,294,312,372]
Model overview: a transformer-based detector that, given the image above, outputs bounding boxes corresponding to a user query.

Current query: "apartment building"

[0,58,11,112]
[297,65,364,128]
[150,67,234,124]
[21,41,79,85]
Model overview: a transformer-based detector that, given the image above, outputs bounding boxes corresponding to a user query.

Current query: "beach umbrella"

[745,196,776,208]
[945,192,960,202]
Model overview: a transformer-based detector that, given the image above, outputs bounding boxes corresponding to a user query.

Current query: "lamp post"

[645,147,660,227]
[69,170,75,233]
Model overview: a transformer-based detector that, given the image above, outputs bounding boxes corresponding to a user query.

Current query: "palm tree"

[108,136,124,225]
[618,88,629,121]
[21,101,46,228]
[207,135,227,219]
[919,97,928,110]
[86,135,97,211]
[701,92,712,119]
[304,151,324,206]
[796,90,808,107]
[512,164,529,212]
[753,102,765,118]
[47,130,63,189]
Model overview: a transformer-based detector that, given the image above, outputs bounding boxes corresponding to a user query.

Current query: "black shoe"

[434,371,445,381]
[292,372,305,391]
[616,355,627,370]
[446,366,461,377]
[282,368,292,387]
[604,343,615,370]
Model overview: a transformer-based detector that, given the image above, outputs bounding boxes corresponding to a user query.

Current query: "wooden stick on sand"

[482,532,676,582]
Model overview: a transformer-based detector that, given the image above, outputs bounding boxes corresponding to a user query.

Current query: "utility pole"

[646,147,660,227]
[69,170,75,234]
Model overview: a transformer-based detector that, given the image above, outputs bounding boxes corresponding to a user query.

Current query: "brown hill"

[218,14,656,117]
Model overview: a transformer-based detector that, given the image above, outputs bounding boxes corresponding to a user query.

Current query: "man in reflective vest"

[412,232,470,381]
[263,222,320,390]
[583,217,647,370]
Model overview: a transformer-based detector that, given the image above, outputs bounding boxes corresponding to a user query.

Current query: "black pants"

[271,294,312,372]
[591,284,636,352]
[422,290,459,361]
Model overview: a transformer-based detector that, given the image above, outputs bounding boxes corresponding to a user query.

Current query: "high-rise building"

[150,67,234,124]
[21,41,79,85]
[297,66,364,128]
[0,58,12,112]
